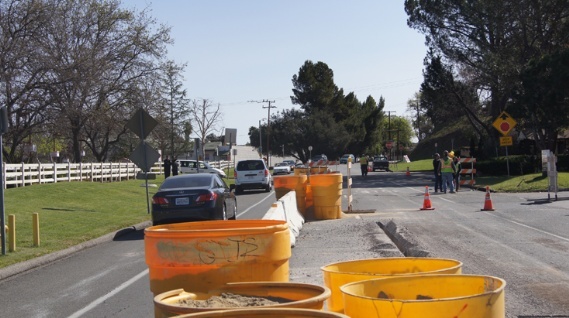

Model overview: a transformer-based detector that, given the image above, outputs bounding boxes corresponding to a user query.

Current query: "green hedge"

[476,154,569,176]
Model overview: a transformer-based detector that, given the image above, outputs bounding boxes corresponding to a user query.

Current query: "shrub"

[476,155,541,176]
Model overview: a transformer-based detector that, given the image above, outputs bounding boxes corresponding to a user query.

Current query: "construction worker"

[440,150,456,193]
[453,156,462,191]
[433,153,442,192]
[359,154,368,176]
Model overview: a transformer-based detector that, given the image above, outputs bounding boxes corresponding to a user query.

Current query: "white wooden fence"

[2,160,234,189]
[2,162,145,188]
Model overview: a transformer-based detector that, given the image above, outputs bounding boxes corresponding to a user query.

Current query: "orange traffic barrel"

[145,220,291,296]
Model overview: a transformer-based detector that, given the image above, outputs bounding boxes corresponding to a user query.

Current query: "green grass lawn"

[390,159,569,192]
[0,178,161,268]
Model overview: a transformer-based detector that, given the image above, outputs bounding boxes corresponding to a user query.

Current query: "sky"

[120,0,428,145]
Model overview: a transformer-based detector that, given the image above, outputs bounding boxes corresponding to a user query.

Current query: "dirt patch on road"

[177,292,292,308]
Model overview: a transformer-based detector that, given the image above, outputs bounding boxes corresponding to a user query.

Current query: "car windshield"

[276,163,287,166]
[160,175,213,189]
[374,156,387,161]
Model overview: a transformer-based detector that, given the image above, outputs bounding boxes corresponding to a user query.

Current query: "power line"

[248,100,276,166]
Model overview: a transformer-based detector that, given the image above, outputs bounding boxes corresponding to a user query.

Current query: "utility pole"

[249,100,276,166]
[386,111,396,160]
[416,100,421,142]
[258,120,263,158]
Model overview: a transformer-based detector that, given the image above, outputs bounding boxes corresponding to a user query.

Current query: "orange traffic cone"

[481,186,495,211]
[420,186,435,210]
[406,167,411,176]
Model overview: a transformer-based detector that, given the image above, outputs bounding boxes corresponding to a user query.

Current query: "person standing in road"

[163,156,171,178]
[359,154,368,176]
[433,153,442,193]
[441,150,456,193]
[171,158,179,176]
[453,156,462,192]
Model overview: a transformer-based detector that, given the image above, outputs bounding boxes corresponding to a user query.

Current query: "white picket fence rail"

[2,160,234,189]
[2,162,142,188]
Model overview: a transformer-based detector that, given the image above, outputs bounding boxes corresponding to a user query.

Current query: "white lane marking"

[66,269,149,318]
[237,191,274,217]
[486,212,569,242]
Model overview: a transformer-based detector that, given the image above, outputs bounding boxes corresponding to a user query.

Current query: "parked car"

[282,159,296,171]
[372,155,389,171]
[310,154,328,163]
[176,159,227,178]
[234,159,273,194]
[273,162,291,175]
[340,154,355,164]
[151,173,237,225]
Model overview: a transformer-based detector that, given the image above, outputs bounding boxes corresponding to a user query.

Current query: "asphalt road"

[0,164,568,317]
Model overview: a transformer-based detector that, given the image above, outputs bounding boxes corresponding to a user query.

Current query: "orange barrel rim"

[341,274,505,318]
[173,308,351,317]
[153,282,332,316]
[321,257,463,313]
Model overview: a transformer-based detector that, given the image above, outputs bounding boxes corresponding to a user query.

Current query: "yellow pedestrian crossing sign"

[493,111,517,136]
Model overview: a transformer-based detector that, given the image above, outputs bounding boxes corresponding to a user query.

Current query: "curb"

[378,220,430,257]
[0,221,151,281]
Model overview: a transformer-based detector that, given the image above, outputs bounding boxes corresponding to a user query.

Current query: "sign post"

[126,108,160,214]
[493,111,517,177]
[0,106,8,255]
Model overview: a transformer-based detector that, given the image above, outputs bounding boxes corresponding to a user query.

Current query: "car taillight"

[196,191,217,203]
[152,197,169,204]
[234,171,237,178]
[264,169,269,176]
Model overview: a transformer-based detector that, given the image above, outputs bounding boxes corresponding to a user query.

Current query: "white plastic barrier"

[262,191,305,247]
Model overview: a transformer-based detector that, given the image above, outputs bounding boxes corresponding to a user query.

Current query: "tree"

[419,54,490,153]
[153,60,191,158]
[406,0,569,152]
[361,96,384,155]
[190,99,223,159]
[407,92,432,142]
[514,48,569,152]
[40,0,171,162]
[291,60,339,115]
[0,0,52,162]
[289,60,384,157]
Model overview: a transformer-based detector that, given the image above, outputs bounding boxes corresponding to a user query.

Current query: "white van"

[234,159,272,194]
[176,159,227,178]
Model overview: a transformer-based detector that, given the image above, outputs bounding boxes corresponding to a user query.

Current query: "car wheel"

[235,185,243,194]
[265,183,271,192]
[230,199,237,220]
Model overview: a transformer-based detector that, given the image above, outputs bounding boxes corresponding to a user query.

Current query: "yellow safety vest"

[360,157,368,165]
[441,158,454,173]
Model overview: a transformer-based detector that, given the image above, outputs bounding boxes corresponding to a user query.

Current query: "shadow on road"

[113,228,145,241]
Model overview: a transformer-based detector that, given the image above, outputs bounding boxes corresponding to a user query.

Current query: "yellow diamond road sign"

[493,111,517,136]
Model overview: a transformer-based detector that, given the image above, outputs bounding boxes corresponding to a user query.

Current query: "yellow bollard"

[33,213,40,247]
[8,214,15,252]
